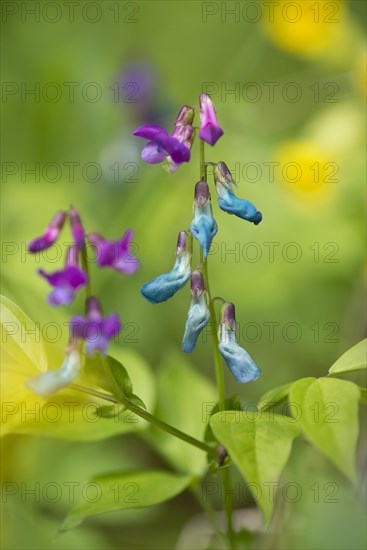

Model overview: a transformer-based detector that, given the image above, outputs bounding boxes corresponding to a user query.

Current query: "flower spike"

[28,210,67,252]
[218,302,261,384]
[214,162,262,225]
[70,296,121,356]
[38,244,88,306]
[199,93,224,146]
[141,231,192,304]
[190,181,218,259]
[182,270,210,353]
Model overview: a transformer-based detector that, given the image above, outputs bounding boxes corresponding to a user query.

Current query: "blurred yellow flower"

[274,140,338,204]
[263,0,345,56]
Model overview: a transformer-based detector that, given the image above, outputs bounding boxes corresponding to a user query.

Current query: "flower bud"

[190,181,218,258]
[69,206,85,250]
[199,93,224,146]
[214,162,262,225]
[28,210,67,253]
[141,231,191,304]
[218,302,260,384]
[182,270,210,353]
[174,105,195,127]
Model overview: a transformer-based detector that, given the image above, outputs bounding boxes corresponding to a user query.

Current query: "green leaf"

[289,377,360,482]
[328,339,367,376]
[145,351,216,476]
[83,355,133,397]
[210,410,300,523]
[258,382,293,411]
[0,294,47,373]
[359,387,367,405]
[61,470,192,531]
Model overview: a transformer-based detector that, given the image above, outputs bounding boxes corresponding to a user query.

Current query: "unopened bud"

[194,180,210,207]
[190,270,205,299]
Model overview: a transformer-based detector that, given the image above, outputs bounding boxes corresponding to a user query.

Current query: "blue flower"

[190,181,218,259]
[218,302,260,384]
[214,162,262,225]
[182,271,210,353]
[141,231,191,304]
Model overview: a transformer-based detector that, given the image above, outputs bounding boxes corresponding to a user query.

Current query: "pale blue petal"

[26,350,81,397]
[182,294,210,353]
[218,330,260,384]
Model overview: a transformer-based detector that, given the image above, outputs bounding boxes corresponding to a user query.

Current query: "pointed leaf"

[258,382,293,411]
[290,377,360,482]
[210,410,300,523]
[329,339,367,376]
[61,470,191,531]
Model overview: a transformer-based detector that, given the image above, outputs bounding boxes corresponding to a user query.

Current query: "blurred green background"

[1,1,366,549]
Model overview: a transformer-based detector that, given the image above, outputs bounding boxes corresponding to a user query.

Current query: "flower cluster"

[26,206,138,396]
[137,93,261,384]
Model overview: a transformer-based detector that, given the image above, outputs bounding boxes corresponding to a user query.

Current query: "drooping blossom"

[38,245,88,306]
[89,230,139,275]
[28,211,67,252]
[182,270,210,353]
[218,302,260,384]
[141,231,191,304]
[70,296,121,356]
[214,162,262,225]
[69,206,85,250]
[199,93,224,146]
[190,181,218,259]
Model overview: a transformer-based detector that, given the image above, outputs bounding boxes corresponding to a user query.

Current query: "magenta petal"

[117,230,134,253]
[133,124,166,140]
[141,142,167,164]
[103,314,121,339]
[28,235,53,252]
[199,125,224,146]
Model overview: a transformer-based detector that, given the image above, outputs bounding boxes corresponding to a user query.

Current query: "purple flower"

[69,206,85,250]
[199,93,224,146]
[89,230,139,275]
[133,105,195,168]
[38,245,88,306]
[28,211,67,253]
[70,296,121,356]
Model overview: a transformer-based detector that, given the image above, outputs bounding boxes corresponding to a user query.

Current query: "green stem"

[99,355,216,457]
[199,140,236,550]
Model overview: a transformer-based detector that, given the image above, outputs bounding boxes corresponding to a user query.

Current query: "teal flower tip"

[217,190,262,225]
[218,335,261,383]
[141,231,191,304]
[140,265,190,304]
[214,162,262,225]
[218,302,261,384]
